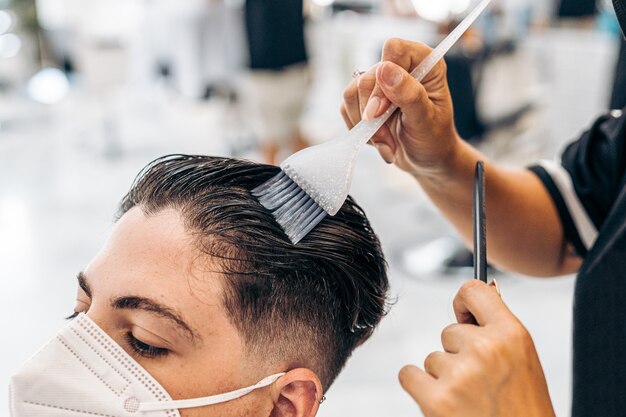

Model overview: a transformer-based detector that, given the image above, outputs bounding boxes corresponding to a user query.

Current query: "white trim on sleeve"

[539,160,599,250]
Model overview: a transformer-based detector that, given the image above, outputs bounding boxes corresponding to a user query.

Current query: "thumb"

[363,61,433,122]
[398,365,437,410]
[453,280,512,326]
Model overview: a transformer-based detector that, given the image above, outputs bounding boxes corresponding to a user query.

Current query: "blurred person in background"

[340,0,626,415]
[244,0,311,165]
[557,0,598,26]
[138,0,239,99]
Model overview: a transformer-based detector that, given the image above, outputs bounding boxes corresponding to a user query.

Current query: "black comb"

[474,161,487,283]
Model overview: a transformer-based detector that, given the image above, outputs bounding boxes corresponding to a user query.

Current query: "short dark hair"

[118,155,389,388]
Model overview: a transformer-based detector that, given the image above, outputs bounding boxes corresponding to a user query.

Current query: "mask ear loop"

[137,373,286,412]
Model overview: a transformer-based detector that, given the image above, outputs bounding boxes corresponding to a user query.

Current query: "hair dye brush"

[253,0,492,244]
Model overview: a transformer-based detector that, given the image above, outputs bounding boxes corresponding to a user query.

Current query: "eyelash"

[65,311,80,320]
[65,311,169,359]
[125,332,170,359]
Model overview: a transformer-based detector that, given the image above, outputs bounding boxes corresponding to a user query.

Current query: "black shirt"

[611,39,626,109]
[557,0,598,18]
[244,0,308,71]
[529,107,626,417]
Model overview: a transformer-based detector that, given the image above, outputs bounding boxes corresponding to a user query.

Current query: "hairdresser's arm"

[340,38,582,277]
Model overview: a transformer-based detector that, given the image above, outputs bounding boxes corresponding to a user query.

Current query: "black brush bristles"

[252,171,328,244]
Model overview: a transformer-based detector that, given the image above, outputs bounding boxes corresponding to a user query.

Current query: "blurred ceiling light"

[0,32,21,58]
[0,9,12,34]
[451,0,472,14]
[411,0,471,22]
[312,0,334,6]
[27,68,70,104]
[35,0,81,31]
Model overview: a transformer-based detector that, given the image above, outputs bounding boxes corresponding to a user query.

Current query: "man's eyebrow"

[77,272,92,298]
[110,295,199,343]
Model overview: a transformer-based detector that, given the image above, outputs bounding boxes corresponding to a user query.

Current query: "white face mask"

[9,314,284,417]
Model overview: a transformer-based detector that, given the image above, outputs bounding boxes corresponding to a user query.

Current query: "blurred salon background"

[0,0,624,415]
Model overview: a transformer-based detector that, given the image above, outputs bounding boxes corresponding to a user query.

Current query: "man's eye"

[65,306,89,320]
[65,311,80,320]
[66,299,91,320]
[125,332,169,359]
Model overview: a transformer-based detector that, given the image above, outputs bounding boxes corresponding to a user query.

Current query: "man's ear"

[269,368,323,417]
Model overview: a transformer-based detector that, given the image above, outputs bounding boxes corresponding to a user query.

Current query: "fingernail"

[490,279,502,298]
[381,64,402,87]
[363,96,381,121]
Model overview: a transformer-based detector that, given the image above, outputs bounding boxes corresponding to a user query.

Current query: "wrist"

[408,132,465,184]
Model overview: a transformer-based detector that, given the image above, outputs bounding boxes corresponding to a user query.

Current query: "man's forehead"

[112,207,191,255]
[85,206,226,319]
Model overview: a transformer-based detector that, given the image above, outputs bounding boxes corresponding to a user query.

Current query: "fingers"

[363,38,442,122]
[398,365,437,407]
[341,66,399,163]
[340,104,354,129]
[341,66,377,127]
[453,280,512,326]
[357,68,377,117]
[381,38,438,75]
[423,351,453,378]
[371,125,398,163]
[342,79,362,127]
[373,62,434,123]
[441,323,476,353]
[358,68,398,160]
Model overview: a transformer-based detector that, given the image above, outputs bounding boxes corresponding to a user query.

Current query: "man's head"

[76,155,389,417]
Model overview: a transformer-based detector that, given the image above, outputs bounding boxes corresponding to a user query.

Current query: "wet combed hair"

[118,155,389,388]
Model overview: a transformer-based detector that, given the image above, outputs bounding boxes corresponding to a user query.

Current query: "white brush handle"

[351,0,492,148]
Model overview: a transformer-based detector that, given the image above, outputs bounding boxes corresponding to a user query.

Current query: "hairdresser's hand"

[398,280,556,417]
[340,38,459,177]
